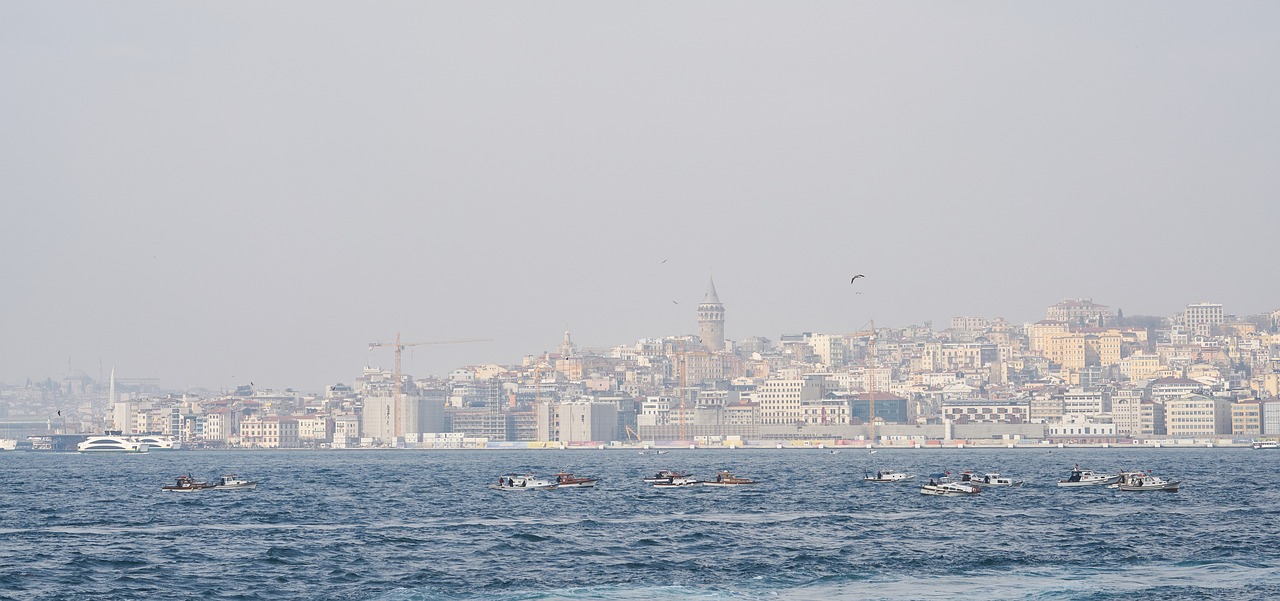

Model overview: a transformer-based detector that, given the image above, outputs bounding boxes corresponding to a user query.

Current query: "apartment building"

[1165,394,1232,437]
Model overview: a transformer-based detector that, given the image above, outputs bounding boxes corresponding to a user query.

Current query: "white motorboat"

[77,435,150,453]
[1253,440,1278,450]
[702,471,758,487]
[1057,466,1121,487]
[161,475,213,492]
[959,471,1024,487]
[921,474,981,496]
[212,474,257,490]
[552,472,598,488]
[131,434,182,450]
[0,439,16,451]
[643,469,689,484]
[651,475,702,488]
[490,474,558,491]
[1116,471,1180,492]
[864,470,914,483]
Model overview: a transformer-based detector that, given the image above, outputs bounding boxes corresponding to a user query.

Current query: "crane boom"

[367,333,492,440]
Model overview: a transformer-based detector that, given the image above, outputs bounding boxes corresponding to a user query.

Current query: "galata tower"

[698,276,725,352]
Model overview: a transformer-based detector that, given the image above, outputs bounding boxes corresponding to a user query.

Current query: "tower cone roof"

[703,275,721,304]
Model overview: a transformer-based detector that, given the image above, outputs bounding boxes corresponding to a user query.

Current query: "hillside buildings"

[5,290,1279,448]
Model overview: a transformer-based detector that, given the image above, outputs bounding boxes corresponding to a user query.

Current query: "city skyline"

[2,290,1270,393]
[4,2,1278,391]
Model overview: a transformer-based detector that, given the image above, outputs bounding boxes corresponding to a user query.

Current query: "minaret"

[698,275,725,352]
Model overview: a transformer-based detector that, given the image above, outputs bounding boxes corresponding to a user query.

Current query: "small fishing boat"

[920,474,981,496]
[863,469,914,483]
[959,471,1024,487]
[161,475,214,492]
[211,474,257,490]
[490,474,558,491]
[643,469,689,484]
[1057,466,1121,487]
[1117,471,1180,492]
[553,472,598,488]
[702,471,758,487]
[651,474,702,488]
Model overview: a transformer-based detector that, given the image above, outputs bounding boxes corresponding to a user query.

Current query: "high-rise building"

[698,276,725,352]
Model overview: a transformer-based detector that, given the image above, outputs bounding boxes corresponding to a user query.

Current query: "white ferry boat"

[132,434,182,450]
[1253,440,1278,450]
[77,435,150,453]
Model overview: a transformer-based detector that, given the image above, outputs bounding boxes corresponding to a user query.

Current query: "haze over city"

[3,2,1278,390]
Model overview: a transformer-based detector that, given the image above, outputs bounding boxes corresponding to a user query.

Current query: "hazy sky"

[3,2,1277,391]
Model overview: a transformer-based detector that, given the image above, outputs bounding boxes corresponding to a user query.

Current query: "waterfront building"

[1063,388,1110,417]
[756,375,829,426]
[1165,394,1233,437]
[238,415,299,448]
[1262,399,1280,436]
[1231,401,1262,436]
[1029,392,1064,423]
[942,398,1029,424]
[535,401,618,443]
[1046,415,1118,441]
[846,392,910,424]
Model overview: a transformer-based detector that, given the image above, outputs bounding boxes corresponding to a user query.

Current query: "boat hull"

[555,481,597,488]
[921,485,980,496]
[1057,476,1121,487]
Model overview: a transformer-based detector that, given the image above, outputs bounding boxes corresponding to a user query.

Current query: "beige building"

[1232,401,1262,436]
[536,401,618,443]
[1028,320,1070,353]
[238,415,299,448]
[1165,395,1232,437]
[756,376,829,426]
[1046,299,1114,324]
[1121,352,1163,381]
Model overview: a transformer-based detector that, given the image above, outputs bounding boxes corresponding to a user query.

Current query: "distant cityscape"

[3,277,1279,450]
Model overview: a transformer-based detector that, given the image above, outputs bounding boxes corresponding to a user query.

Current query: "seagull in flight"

[850,274,865,284]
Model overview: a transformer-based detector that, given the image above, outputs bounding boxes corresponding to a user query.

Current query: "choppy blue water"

[2,448,1278,600]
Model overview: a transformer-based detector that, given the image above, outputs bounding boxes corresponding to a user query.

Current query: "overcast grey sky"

[2,1,1277,391]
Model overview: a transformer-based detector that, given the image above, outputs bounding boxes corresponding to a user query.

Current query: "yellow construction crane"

[368,333,491,439]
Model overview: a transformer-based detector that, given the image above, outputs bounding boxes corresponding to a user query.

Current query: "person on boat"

[876,472,883,479]
[928,478,937,486]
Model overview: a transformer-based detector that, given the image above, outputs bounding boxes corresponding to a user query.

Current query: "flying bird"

[56,410,61,416]
[672,300,679,305]
[850,274,865,283]
[661,259,668,264]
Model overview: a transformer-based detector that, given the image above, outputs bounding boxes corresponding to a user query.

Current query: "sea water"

[2,448,1278,600]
